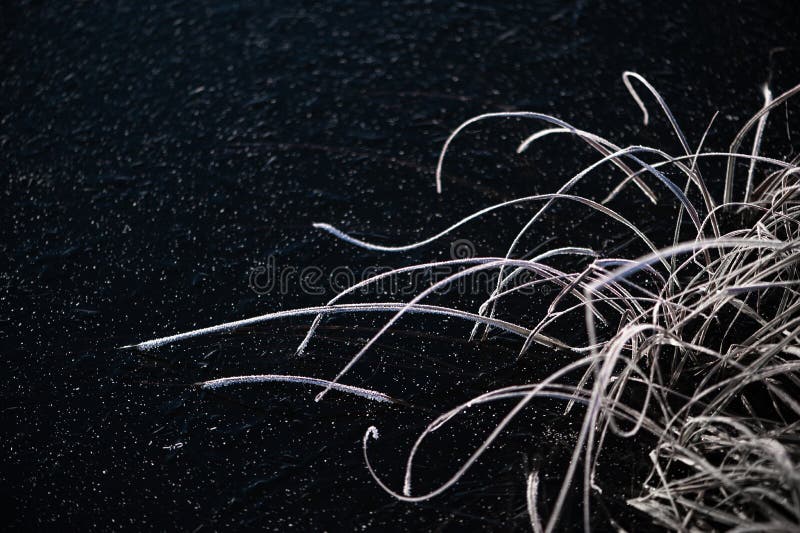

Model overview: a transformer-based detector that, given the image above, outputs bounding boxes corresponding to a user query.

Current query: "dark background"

[2,1,799,530]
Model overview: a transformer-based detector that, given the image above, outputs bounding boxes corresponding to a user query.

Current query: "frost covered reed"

[130,73,800,531]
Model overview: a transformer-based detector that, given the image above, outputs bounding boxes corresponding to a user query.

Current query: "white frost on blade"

[526,471,544,533]
[198,374,396,404]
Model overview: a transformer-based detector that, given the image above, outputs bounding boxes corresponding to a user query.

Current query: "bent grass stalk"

[130,73,800,531]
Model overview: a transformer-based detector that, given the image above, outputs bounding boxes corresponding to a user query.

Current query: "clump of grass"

[129,73,800,531]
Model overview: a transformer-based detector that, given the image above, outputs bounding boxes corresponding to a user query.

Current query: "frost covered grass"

[129,73,800,531]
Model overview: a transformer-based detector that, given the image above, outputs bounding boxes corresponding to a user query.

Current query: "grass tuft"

[133,73,800,531]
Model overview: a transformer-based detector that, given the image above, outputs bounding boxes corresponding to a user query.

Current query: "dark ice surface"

[2,1,799,530]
